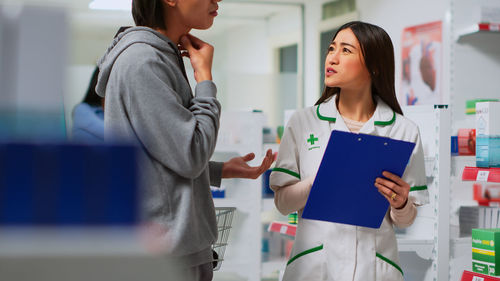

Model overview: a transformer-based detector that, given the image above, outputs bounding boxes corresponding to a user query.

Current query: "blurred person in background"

[71,66,104,143]
[70,27,131,143]
[95,0,276,280]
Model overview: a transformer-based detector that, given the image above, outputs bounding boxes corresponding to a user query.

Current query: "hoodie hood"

[96,27,179,98]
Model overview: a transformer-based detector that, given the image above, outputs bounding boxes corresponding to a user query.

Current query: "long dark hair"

[82,67,102,107]
[315,21,402,115]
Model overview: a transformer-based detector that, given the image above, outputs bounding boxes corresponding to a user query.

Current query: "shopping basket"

[212,207,236,271]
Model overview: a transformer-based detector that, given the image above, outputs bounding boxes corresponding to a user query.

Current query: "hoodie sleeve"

[115,53,221,180]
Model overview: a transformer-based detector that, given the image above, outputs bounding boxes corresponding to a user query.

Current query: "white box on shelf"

[476,102,500,168]
[475,2,500,23]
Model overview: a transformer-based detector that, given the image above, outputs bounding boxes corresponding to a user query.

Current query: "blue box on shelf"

[451,136,459,155]
[211,187,225,198]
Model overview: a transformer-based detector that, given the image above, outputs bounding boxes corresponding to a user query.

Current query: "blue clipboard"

[301,130,416,229]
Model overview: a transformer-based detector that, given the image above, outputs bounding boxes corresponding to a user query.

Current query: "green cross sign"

[307,134,318,145]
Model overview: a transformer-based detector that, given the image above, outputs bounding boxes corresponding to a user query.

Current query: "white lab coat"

[270,95,428,281]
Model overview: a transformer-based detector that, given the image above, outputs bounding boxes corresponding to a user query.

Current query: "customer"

[95,0,275,280]
[270,21,428,281]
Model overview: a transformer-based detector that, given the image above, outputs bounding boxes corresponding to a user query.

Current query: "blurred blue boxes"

[0,143,139,226]
[211,187,225,198]
[451,136,458,155]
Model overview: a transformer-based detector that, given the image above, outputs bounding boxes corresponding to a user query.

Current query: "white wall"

[189,6,303,128]
[357,0,450,104]
[188,21,275,123]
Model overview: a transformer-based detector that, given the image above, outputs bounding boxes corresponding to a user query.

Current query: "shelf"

[268,221,296,238]
[262,198,275,212]
[262,258,287,279]
[453,237,472,245]
[424,157,436,177]
[462,166,500,182]
[213,198,240,208]
[460,270,500,281]
[396,237,434,260]
[455,23,500,41]
[0,227,148,257]
[451,237,472,258]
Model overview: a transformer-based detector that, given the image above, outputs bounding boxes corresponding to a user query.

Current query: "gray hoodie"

[96,27,222,266]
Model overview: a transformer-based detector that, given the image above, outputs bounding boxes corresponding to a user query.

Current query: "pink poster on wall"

[401,21,442,106]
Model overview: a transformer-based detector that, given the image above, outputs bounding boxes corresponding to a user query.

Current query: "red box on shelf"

[268,221,297,238]
[458,128,476,155]
[461,270,500,281]
[463,167,500,183]
[474,183,500,206]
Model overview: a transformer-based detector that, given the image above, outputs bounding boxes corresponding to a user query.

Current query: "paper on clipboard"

[301,130,416,229]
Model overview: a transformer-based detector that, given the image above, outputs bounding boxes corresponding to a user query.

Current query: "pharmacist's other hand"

[222,149,277,179]
[374,171,410,209]
[179,34,213,82]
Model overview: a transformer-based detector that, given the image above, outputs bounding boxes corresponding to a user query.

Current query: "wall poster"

[401,21,442,106]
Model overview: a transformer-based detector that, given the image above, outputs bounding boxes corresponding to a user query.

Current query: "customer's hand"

[222,149,277,179]
[179,34,213,82]
[374,171,410,209]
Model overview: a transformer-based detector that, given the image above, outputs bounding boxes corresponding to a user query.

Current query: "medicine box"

[476,102,500,168]
[472,228,500,276]
[458,129,476,155]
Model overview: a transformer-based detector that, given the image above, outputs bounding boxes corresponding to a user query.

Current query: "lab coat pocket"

[283,244,325,281]
[375,252,404,281]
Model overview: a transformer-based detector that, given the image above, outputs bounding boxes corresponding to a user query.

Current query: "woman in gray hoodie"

[96,0,275,280]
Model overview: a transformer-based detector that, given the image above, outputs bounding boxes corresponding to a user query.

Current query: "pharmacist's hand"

[374,171,410,209]
[179,34,213,82]
[222,149,277,179]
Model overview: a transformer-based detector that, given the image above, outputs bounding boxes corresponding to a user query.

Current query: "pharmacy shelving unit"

[449,0,500,280]
[211,110,266,281]
[384,105,451,281]
[450,0,500,133]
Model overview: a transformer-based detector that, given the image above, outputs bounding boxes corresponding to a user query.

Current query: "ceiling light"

[89,0,131,11]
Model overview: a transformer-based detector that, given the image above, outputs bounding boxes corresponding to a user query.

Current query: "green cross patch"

[307,134,318,145]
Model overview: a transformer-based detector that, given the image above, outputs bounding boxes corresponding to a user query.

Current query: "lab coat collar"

[315,94,396,128]
[372,96,396,127]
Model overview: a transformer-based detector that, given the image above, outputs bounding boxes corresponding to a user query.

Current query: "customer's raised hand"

[222,149,277,179]
[179,34,213,82]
